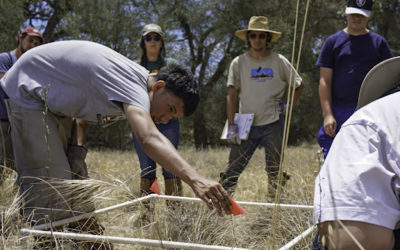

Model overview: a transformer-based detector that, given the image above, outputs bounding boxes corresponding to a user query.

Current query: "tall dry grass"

[0,143,322,249]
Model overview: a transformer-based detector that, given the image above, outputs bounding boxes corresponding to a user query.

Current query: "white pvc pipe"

[27,195,154,230]
[278,225,316,250]
[20,195,314,249]
[155,195,313,209]
[149,194,313,209]
[26,194,313,231]
[20,229,248,250]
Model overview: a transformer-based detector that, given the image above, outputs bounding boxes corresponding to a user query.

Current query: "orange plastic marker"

[229,198,248,216]
[149,178,161,195]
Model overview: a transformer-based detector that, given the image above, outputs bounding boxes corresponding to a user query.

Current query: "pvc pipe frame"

[21,194,313,249]
[279,225,316,250]
[20,229,247,250]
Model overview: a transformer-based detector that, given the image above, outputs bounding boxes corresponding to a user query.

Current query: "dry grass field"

[0,143,322,249]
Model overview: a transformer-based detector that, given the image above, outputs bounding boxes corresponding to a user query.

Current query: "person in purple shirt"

[316,0,392,159]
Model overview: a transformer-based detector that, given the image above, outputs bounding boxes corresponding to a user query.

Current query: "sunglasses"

[249,33,267,40]
[144,35,162,42]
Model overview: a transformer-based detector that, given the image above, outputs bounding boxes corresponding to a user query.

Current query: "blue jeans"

[132,119,180,179]
[317,106,355,159]
[220,115,284,193]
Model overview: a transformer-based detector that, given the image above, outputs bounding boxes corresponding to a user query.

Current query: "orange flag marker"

[229,198,248,216]
[149,178,161,195]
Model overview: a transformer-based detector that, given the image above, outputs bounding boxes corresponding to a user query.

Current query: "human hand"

[227,124,240,144]
[67,145,89,179]
[279,100,288,113]
[323,114,337,137]
[190,176,232,216]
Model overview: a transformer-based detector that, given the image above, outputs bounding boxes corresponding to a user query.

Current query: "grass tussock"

[0,143,321,249]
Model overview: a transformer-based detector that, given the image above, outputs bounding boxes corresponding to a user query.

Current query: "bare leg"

[319,220,394,250]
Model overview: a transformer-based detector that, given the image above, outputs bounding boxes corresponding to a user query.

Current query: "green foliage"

[2,0,400,149]
[86,121,133,150]
[372,0,400,55]
[60,0,142,56]
[0,0,26,51]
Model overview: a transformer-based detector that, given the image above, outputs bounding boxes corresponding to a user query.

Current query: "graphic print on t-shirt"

[251,67,273,82]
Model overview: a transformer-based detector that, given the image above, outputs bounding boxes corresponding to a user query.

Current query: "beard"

[252,47,264,52]
[19,44,27,55]
[251,45,268,53]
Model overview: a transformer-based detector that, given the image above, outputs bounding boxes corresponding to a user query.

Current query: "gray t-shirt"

[0,40,150,123]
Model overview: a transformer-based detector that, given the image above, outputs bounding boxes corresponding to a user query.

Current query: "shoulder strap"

[7,51,12,61]
[6,51,14,66]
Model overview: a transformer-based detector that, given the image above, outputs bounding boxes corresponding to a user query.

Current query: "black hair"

[139,35,166,67]
[156,65,200,116]
[246,31,272,48]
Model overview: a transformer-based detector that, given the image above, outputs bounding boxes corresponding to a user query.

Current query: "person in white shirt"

[313,56,400,249]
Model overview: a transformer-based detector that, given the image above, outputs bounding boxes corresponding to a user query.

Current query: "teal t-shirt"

[145,57,179,73]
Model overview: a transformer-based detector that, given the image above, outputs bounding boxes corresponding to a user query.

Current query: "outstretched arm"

[123,103,232,215]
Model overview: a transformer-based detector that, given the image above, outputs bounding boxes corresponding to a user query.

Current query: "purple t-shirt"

[0,51,17,119]
[316,30,392,109]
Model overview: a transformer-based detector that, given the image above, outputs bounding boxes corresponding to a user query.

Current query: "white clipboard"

[221,113,254,140]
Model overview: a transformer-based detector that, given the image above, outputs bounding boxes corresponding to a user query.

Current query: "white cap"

[345,6,371,18]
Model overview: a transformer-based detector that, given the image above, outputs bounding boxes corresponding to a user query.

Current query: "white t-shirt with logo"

[227,51,302,126]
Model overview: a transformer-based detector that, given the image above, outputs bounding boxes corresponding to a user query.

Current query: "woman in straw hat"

[313,57,400,249]
[219,16,304,200]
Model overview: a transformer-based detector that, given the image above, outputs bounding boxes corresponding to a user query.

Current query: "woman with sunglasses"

[132,23,182,202]
[219,16,304,200]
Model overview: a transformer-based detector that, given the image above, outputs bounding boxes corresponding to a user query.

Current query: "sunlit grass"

[0,143,321,249]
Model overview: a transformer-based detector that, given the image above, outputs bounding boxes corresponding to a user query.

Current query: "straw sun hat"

[234,16,282,42]
[357,56,400,109]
